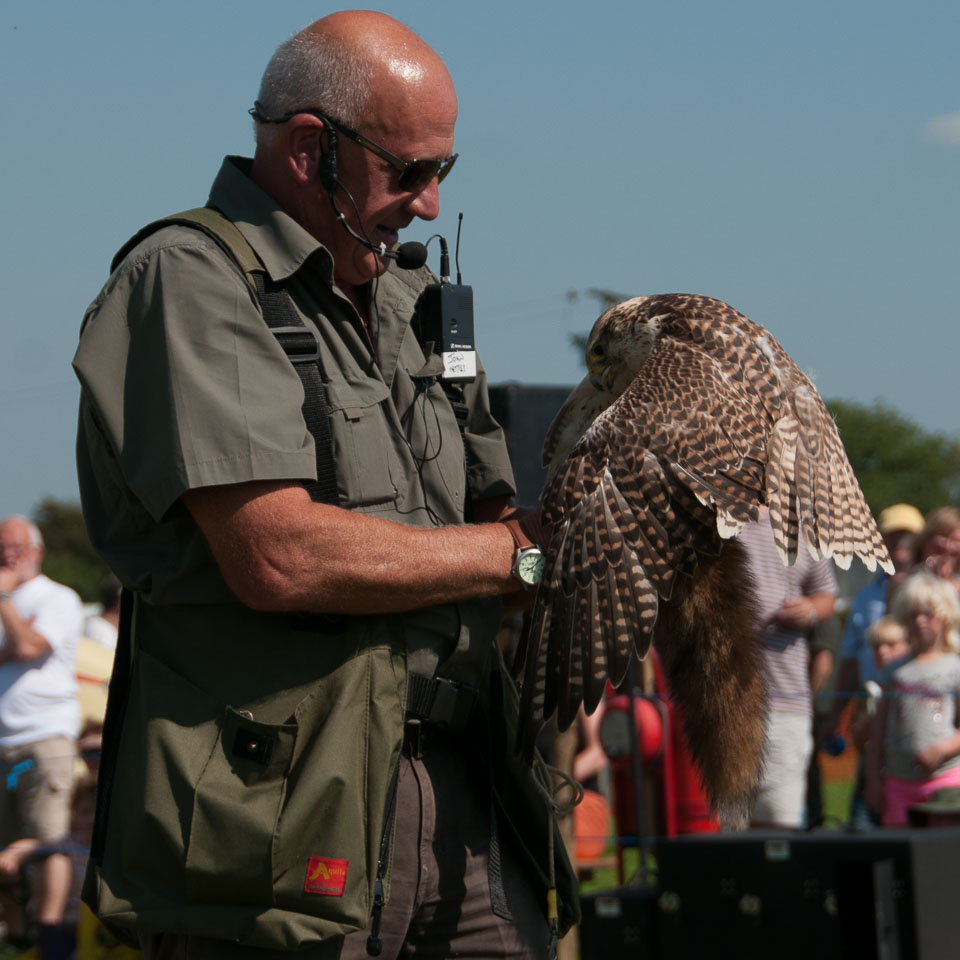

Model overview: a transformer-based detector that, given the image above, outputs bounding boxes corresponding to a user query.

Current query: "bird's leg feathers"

[653,539,766,829]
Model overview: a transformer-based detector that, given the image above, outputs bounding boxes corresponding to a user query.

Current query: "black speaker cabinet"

[654,830,960,960]
[487,383,572,507]
[578,885,660,960]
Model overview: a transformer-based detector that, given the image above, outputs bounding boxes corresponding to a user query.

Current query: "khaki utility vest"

[82,211,579,949]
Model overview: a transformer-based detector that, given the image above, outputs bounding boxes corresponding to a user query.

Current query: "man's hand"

[0,607,47,664]
[474,498,553,549]
[512,507,554,552]
[774,596,819,631]
[0,566,17,595]
[774,592,836,631]
[471,499,552,612]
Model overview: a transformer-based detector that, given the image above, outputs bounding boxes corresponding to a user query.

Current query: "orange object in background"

[573,788,611,861]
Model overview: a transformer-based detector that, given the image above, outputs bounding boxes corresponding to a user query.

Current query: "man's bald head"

[0,515,44,585]
[250,11,458,287]
[255,10,453,140]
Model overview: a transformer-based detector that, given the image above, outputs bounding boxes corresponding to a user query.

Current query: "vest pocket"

[270,647,381,923]
[184,708,297,904]
[323,378,401,509]
[110,632,403,935]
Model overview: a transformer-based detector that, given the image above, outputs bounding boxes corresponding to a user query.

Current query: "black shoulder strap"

[252,271,339,505]
[112,207,339,505]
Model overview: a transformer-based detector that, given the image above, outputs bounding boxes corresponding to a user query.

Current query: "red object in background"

[601,650,719,881]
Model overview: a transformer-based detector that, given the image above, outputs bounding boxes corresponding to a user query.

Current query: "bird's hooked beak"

[588,360,613,392]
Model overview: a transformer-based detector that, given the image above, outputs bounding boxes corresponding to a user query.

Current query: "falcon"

[514,293,892,825]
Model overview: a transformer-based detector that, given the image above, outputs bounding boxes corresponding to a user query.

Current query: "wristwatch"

[513,546,545,587]
[502,519,545,588]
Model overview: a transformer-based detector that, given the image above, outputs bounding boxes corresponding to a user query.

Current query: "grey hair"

[0,514,44,549]
[253,30,375,149]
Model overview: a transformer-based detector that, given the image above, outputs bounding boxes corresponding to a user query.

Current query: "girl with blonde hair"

[866,571,960,825]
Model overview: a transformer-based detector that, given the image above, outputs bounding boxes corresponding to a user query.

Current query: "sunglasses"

[249,102,458,192]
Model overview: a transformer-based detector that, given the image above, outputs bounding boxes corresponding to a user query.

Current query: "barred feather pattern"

[515,294,892,822]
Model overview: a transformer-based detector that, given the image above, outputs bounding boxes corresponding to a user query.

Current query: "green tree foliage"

[827,400,960,518]
[32,497,108,602]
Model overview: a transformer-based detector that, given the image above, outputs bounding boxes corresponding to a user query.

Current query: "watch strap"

[501,518,545,586]
[501,517,539,553]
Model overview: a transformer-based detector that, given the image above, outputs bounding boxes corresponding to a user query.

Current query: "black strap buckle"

[272,325,321,364]
[405,673,478,732]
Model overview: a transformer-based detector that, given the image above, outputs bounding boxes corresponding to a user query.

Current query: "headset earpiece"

[317,124,339,192]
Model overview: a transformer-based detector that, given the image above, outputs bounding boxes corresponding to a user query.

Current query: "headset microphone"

[387,242,428,269]
[330,205,429,270]
[317,126,428,271]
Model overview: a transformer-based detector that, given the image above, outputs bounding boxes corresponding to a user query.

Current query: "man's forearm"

[184,480,527,615]
[0,598,51,662]
[809,648,834,694]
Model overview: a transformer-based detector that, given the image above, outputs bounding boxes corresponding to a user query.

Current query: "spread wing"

[515,303,890,764]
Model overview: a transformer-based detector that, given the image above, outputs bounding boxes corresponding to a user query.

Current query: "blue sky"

[1,0,957,517]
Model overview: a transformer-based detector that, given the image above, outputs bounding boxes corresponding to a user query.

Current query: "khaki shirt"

[74,156,515,607]
[72,159,547,945]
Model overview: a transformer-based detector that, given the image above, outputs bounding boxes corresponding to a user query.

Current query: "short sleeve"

[461,362,517,502]
[74,228,317,521]
[802,556,838,597]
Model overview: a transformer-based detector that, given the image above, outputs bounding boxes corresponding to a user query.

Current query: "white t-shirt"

[0,573,83,746]
[83,613,118,650]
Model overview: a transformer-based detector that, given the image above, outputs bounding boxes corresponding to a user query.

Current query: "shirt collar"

[207,156,334,284]
[207,156,433,387]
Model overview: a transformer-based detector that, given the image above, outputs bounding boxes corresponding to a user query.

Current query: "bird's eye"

[589,342,606,360]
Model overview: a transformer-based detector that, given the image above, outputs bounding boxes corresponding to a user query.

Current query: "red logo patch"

[304,856,349,896]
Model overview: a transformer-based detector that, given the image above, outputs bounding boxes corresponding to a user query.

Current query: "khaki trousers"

[0,735,77,845]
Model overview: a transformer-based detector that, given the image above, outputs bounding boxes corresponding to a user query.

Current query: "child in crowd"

[866,572,960,826]
[852,617,911,750]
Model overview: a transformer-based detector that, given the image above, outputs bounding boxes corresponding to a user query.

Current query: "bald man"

[75,12,576,960]
[0,515,83,955]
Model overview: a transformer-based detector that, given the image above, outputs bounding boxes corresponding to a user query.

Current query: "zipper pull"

[366,873,384,957]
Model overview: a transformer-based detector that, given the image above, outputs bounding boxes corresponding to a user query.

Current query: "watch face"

[517,551,545,586]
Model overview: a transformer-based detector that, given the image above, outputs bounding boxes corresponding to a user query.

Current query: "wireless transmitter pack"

[416,228,477,382]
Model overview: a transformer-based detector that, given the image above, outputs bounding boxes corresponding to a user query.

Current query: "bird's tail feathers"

[654,539,766,829]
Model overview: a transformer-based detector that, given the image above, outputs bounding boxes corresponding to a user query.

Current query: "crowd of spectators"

[724,501,960,833]
[826,504,960,829]
[2,499,960,956]
[0,516,121,960]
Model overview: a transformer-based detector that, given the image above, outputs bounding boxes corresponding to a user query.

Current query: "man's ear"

[285,116,325,184]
